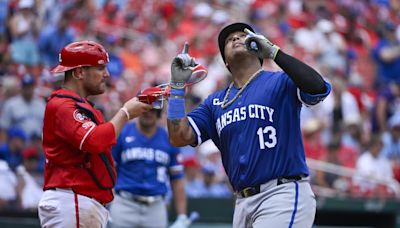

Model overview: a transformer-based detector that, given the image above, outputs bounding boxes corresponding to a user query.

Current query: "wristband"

[120,107,130,120]
[170,88,185,96]
[168,97,185,120]
[271,46,280,60]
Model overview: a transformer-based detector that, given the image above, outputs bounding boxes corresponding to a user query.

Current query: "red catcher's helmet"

[50,40,109,73]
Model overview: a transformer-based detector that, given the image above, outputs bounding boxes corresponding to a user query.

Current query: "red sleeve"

[54,103,116,154]
[81,122,116,153]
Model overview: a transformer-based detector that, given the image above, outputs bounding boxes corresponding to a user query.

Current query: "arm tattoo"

[168,118,196,145]
[170,119,182,128]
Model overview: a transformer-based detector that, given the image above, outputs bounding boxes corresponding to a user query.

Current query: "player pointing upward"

[167,22,331,227]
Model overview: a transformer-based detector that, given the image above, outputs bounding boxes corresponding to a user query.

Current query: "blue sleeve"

[169,146,184,180]
[372,40,386,62]
[0,144,9,160]
[187,96,214,146]
[298,81,331,106]
[112,126,125,166]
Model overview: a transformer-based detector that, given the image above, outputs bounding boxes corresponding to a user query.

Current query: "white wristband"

[120,107,130,120]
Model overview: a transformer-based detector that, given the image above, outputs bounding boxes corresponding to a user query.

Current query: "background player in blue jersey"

[167,22,331,228]
[108,108,189,228]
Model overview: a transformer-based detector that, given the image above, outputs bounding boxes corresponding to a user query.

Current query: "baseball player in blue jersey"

[108,109,189,228]
[167,22,331,227]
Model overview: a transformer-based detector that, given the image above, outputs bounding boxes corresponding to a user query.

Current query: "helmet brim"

[50,65,77,73]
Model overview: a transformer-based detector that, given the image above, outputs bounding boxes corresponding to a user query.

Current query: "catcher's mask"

[137,64,207,109]
[138,85,170,109]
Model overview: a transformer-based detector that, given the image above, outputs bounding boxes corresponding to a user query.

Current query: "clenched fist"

[244,28,280,60]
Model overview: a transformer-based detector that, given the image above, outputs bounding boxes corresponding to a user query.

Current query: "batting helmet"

[218,22,263,67]
[50,41,109,73]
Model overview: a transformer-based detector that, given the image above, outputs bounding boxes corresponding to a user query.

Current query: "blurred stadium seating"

[0,0,400,227]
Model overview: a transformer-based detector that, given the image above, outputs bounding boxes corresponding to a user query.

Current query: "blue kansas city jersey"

[112,123,184,196]
[188,70,331,191]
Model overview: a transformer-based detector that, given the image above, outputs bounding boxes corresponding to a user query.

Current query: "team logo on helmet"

[97,52,109,65]
[73,110,91,123]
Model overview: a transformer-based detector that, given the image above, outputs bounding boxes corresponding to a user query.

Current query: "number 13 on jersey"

[257,126,277,149]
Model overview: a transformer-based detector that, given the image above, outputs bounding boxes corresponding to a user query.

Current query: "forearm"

[109,109,129,137]
[167,118,196,147]
[167,87,197,147]
[376,99,388,133]
[171,178,187,215]
[274,50,326,94]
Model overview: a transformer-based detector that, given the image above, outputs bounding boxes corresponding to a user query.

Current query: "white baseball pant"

[38,188,109,228]
[233,178,316,228]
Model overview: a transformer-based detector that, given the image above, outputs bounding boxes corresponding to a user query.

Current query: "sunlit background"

[0,0,399,227]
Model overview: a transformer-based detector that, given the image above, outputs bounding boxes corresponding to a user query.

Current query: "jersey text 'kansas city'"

[188,71,330,191]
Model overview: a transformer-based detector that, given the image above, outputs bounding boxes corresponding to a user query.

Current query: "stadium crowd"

[0,0,399,210]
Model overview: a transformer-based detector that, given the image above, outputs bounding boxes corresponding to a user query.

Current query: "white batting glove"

[244,28,280,60]
[169,214,190,228]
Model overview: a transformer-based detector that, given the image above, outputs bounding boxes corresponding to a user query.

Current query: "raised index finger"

[181,42,189,54]
[244,28,255,37]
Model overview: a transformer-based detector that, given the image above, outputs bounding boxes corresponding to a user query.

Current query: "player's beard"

[84,80,107,96]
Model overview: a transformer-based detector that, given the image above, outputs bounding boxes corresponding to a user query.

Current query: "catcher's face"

[81,65,110,96]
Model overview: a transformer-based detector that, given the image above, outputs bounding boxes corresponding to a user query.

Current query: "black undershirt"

[274,50,326,95]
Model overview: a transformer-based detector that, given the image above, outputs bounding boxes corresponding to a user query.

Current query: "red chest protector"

[43,90,116,203]
[73,98,115,190]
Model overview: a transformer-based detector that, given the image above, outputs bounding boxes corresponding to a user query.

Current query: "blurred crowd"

[0,0,400,210]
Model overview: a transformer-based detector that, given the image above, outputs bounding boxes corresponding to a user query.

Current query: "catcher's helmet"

[218,22,263,67]
[51,40,109,73]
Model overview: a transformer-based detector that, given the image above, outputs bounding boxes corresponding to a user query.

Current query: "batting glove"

[244,28,280,60]
[170,42,197,90]
[169,214,191,228]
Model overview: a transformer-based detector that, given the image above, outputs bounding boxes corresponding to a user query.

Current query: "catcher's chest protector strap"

[54,94,116,190]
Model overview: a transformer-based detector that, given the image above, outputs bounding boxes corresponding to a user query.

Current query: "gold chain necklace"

[221,69,263,109]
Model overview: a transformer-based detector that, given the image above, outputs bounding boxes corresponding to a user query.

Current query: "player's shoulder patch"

[73,109,92,123]
[125,136,135,143]
[208,88,227,106]
[82,121,96,129]
[212,98,223,106]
